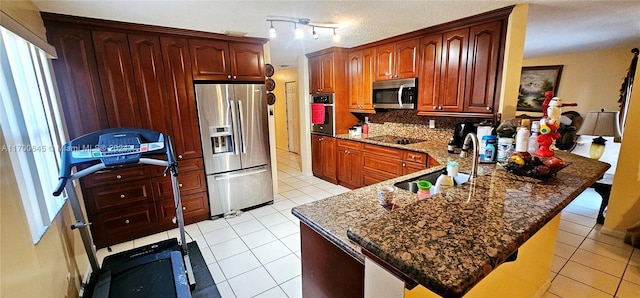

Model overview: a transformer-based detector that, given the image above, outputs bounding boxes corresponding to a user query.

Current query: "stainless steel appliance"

[372,78,417,109]
[310,93,335,136]
[195,83,273,217]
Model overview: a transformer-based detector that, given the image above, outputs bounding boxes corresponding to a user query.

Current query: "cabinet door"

[395,38,419,79]
[417,34,443,112]
[309,56,321,93]
[45,25,108,139]
[128,34,173,135]
[229,42,265,81]
[92,30,141,128]
[403,161,426,175]
[336,147,352,184]
[348,150,362,187]
[322,137,337,183]
[311,134,323,176]
[161,37,202,160]
[439,28,468,112]
[189,39,231,80]
[361,48,375,111]
[348,51,362,109]
[464,21,502,114]
[319,53,335,92]
[375,43,395,81]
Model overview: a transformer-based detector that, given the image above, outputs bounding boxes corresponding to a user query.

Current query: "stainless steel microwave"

[372,78,417,109]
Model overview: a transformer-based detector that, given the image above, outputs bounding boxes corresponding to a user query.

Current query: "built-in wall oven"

[310,93,335,136]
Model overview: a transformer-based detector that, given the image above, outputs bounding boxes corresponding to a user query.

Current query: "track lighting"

[332,28,340,42]
[266,18,340,41]
[294,23,304,39]
[269,21,276,38]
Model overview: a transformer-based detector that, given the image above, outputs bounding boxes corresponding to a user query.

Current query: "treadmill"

[53,128,195,298]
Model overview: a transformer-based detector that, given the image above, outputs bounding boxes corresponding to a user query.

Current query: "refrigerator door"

[195,84,242,174]
[233,84,271,169]
[207,165,274,217]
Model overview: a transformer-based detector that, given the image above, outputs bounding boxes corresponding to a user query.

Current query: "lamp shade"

[576,110,622,139]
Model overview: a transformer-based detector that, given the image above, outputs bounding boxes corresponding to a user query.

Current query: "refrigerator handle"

[230,99,240,156]
[237,100,247,154]
[214,168,267,180]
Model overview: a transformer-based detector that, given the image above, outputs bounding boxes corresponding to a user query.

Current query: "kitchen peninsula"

[292,135,610,297]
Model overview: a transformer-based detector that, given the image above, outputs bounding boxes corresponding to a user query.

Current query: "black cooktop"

[365,135,426,145]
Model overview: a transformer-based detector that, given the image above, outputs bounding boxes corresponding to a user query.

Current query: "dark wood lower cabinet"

[300,223,364,298]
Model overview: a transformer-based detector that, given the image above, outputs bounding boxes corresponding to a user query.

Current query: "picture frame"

[517,65,563,112]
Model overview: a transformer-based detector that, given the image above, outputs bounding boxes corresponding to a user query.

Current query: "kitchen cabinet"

[374,38,419,81]
[44,25,108,139]
[308,53,335,93]
[417,21,505,117]
[311,134,337,184]
[161,36,202,160]
[189,39,265,81]
[43,13,266,248]
[463,20,503,114]
[359,143,434,186]
[348,48,375,113]
[337,140,363,189]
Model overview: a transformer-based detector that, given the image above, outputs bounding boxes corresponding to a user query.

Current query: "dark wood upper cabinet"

[45,25,108,139]
[308,52,335,93]
[161,36,202,160]
[348,48,375,113]
[189,39,264,81]
[92,31,142,128]
[464,21,503,114]
[417,34,443,111]
[128,34,173,135]
[375,38,419,81]
[229,42,265,81]
[189,39,231,80]
[439,28,469,112]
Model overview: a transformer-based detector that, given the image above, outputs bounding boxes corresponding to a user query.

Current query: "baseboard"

[301,171,313,177]
[533,276,553,298]
[600,226,626,239]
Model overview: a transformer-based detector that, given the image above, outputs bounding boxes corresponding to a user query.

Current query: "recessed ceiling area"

[33,1,640,69]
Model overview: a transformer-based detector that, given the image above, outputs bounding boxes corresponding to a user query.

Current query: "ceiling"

[33,1,640,69]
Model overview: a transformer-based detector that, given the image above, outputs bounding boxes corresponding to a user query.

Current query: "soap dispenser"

[434,169,454,195]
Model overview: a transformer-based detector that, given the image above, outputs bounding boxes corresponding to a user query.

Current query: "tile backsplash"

[361,109,486,130]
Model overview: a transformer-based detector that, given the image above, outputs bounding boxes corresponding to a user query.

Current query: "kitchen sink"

[394,169,470,193]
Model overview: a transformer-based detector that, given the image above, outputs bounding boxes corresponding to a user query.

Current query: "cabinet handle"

[433,106,437,110]
[116,175,122,179]
[486,106,491,111]
[227,75,232,79]
[178,155,183,159]
[120,194,125,198]
[233,76,237,79]
[125,219,130,224]
[402,162,406,167]
[179,183,183,188]
[410,155,416,160]
[182,206,187,211]
[439,106,443,110]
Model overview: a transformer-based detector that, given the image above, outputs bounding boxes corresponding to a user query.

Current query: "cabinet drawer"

[152,169,206,200]
[337,139,363,151]
[157,192,209,225]
[362,171,396,186]
[403,151,427,165]
[92,203,158,248]
[82,166,150,188]
[85,180,153,214]
[403,161,427,175]
[363,144,402,158]
[150,158,204,177]
[362,153,403,176]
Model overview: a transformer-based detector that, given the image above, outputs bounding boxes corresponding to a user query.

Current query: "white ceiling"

[33,0,640,69]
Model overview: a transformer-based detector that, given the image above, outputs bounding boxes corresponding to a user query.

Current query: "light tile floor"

[97,149,639,297]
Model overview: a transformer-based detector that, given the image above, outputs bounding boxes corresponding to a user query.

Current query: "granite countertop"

[292,136,610,297]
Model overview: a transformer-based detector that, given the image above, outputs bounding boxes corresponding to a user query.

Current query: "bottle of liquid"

[434,169,454,195]
[515,119,530,152]
[527,120,540,155]
[482,136,497,162]
[362,116,369,135]
[447,138,456,154]
[497,137,514,162]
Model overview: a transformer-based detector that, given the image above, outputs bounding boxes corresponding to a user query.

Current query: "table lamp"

[576,109,622,159]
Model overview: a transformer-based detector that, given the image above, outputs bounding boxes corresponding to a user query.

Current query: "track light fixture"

[266,18,341,42]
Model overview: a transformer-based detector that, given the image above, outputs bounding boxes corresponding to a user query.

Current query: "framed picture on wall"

[517,65,563,112]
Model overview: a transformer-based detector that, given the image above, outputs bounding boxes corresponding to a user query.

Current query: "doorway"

[285,81,300,154]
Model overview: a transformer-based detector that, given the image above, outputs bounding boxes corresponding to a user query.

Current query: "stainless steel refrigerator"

[194,83,273,217]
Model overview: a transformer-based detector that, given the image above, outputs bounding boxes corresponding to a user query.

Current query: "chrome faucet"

[459,133,479,180]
